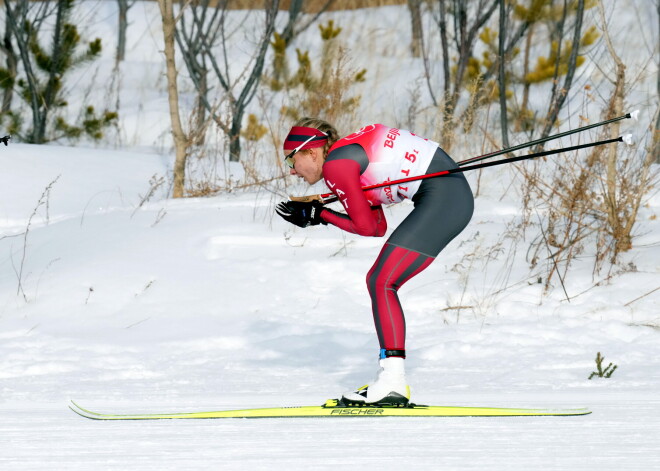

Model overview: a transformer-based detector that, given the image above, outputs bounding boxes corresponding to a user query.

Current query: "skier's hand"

[275,200,326,228]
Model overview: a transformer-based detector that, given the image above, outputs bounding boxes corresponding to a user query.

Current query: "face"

[284,147,324,185]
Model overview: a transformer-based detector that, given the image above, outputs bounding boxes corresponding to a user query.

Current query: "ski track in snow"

[1,396,659,470]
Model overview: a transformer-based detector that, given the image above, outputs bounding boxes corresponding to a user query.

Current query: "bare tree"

[453,0,540,133]
[432,0,450,107]
[0,2,19,113]
[176,0,279,162]
[279,0,335,44]
[174,0,213,146]
[116,0,136,63]
[157,0,189,198]
[280,0,303,46]
[5,0,103,143]
[457,0,597,143]
[522,1,657,289]
[497,0,509,148]
[537,0,586,143]
[4,1,52,140]
[596,0,650,257]
[408,0,423,58]
[433,0,498,146]
[271,0,335,85]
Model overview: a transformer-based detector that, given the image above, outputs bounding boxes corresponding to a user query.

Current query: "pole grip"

[289,194,338,204]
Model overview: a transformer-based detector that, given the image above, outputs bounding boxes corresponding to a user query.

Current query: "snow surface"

[2,143,658,469]
[1,1,659,470]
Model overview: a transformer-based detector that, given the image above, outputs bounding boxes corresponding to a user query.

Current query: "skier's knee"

[366,269,394,295]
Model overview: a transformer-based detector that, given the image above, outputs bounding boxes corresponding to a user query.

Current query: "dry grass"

[519,122,656,295]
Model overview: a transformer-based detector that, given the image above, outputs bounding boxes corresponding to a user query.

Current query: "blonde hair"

[294,117,340,157]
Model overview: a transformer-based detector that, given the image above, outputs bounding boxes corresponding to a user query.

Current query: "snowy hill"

[1,1,659,470]
[2,139,659,469]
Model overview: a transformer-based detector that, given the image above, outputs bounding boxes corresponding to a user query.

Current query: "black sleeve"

[325,144,369,174]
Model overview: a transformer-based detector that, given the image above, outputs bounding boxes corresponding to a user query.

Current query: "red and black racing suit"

[319,125,474,358]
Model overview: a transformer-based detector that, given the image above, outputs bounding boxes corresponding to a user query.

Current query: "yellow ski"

[69,399,591,420]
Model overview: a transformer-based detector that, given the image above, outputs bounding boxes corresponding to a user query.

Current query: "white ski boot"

[341,357,410,406]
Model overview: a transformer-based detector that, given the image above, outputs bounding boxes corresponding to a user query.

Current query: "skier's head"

[283,117,339,184]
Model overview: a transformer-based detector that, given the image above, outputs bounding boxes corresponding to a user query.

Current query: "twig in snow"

[85,287,94,305]
[536,210,570,302]
[624,286,660,307]
[16,175,60,302]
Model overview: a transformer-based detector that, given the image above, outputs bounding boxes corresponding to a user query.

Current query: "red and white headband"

[283,126,328,151]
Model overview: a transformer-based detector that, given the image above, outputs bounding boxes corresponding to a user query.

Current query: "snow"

[1,1,659,470]
[2,144,658,471]
[3,397,659,470]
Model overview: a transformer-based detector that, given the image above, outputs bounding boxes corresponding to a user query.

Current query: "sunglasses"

[284,132,327,169]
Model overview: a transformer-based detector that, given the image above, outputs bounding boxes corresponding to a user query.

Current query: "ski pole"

[290,135,629,204]
[457,111,638,166]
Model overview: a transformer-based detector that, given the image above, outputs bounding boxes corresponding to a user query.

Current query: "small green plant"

[319,20,342,82]
[291,49,313,90]
[279,20,365,125]
[241,114,267,142]
[269,32,289,90]
[318,19,342,41]
[3,0,116,143]
[588,352,617,379]
[53,106,118,141]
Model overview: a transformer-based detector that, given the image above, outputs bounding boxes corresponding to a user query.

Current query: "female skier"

[276,117,474,406]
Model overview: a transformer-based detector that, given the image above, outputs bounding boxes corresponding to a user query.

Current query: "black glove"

[275,200,327,228]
